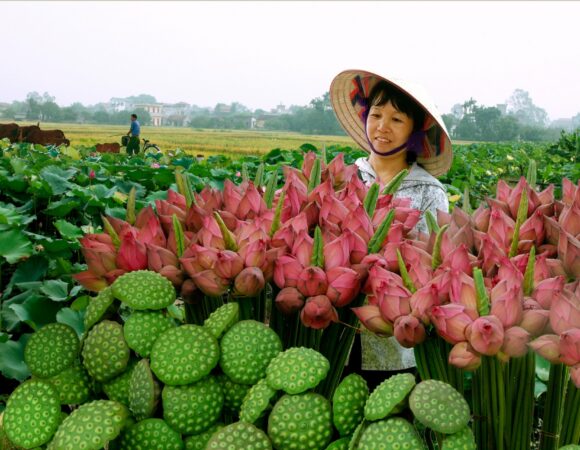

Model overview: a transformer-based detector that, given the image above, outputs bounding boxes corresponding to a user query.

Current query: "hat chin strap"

[366,129,425,157]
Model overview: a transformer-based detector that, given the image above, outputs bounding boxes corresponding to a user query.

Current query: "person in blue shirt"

[126,114,141,155]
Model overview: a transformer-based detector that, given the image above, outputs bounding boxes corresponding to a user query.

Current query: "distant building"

[134,103,164,126]
[163,102,191,127]
[109,97,132,112]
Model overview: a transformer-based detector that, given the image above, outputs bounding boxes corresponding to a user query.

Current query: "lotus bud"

[72,271,108,292]
[352,305,393,337]
[393,315,426,348]
[559,328,580,366]
[325,267,361,308]
[490,284,524,328]
[147,244,179,272]
[501,326,531,358]
[449,270,479,320]
[191,270,230,297]
[532,275,565,309]
[410,282,440,323]
[472,205,491,232]
[549,290,580,335]
[214,250,244,280]
[429,304,473,345]
[239,238,267,268]
[159,265,185,288]
[558,230,580,279]
[323,234,351,271]
[260,247,283,283]
[448,342,482,371]
[223,179,244,216]
[103,269,127,285]
[275,287,305,315]
[529,334,561,363]
[273,255,304,289]
[237,182,267,220]
[180,279,199,304]
[291,230,314,268]
[297,266,328,297]
[300,295,338,329]
[520,299,550,336]
[466,315,505,356]
[81,247,117,277]
[488,207,515,253]
[116,230,148,272]
[233,267,265,297]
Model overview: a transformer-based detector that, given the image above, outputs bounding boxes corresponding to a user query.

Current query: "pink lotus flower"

[239,238,267,268]
[477,232,507,278]
[197,215,225,249]
[116,230,148,272]
[319,195,350,230]
[275,287,305,314]
[448,342,481,371]
[520,298,550,336]
[466,315,504,356]
[557,230,580,279]
[559,328,580,366]
[393,315,426,348]
[297,266,328,297]
[300,295,338,329]
[449,270,479,320]
[343,205,374,243]
[103,269,126,285]
[237,182,267,220]
[549,289,580,335]
[326,267,361,307]
[429,304,473,345]
[180,245,219,276]
[529,334,561,363]
[488,207,515,252]
[399,241,432,288]
[410,282,440,323]
[223,179,244,216]
[501,326,531,358]
[301,151,319,180]
[352,305,393,336]
[507,177,540,219]
[155,199,186,235]
[519,209,546,246]
[273,255,304,289]
[438,244,474,276]
[282,175,308,221]
[490,280,523,328]
[80,244,117,277]
[159,265,184,288]
[472,205,491,232]
[190,269,230,297]
[291,230,314,268]
[324,233,351,271]
[532,276,565,309]
[214,250,244,279]
[234,267,265,297]
[326,152,358,189]
[146,243,178,272]
[73,270,109,292]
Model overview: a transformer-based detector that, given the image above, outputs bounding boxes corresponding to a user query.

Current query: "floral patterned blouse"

[355,157,449,370]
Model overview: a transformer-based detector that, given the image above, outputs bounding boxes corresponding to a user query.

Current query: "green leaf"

[0,229,33,263]
[0,334,32,381]
[54,219,84,241]
[40,165,78,195]
[40,280,70,302]
[71,295,90,312]
[8,294,62,330]
[44,198,80,216]
[4,254,48,296]
[57,308,85,337]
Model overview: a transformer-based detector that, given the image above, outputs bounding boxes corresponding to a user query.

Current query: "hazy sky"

[2,1,579,120]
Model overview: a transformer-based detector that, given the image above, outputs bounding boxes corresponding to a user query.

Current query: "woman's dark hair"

[367,80,426,163]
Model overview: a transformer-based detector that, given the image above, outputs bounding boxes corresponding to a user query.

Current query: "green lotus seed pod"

[239,378,278,424]
[266,347,329,394]
[410,379,470,434]
[364,373,415,421]
[333,373,369,436]
[217,373,252,414]
[129,359,161,421]
[124,310,175,357]
[163,376,224,435]
[347,420,367,450]
[203,302,240,340]
[268,392,332,450]
[47,400,130,450]
[84,287,116,331]
[220,320,282,385]
[112,270,176,310]
[3,380,61,449]
[184,423,224,450]
[119,418,183,450]
[206,421,272,449]
[326,437,350,450]
[102,360,138,406]
[151,325,219,385]
[24,323,79,378]
[47,363,91,405]
[441,426,476,450]
[82,320,130,382]
[357,417,423,450]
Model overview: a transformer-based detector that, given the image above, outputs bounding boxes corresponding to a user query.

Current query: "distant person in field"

[126,113,141,155]
[329,68,453,388]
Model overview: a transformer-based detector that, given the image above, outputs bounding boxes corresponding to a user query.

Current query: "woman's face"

[366,101,414,155]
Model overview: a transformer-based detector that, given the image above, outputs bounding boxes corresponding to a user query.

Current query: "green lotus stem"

[264,169,278,209]
[311,226,324,268]
[540,363,569,450]
[560,379,580,445]
[363,183,379,218]
[474,268,490,316]
[367,209,395,254]
[431,224,449,270]
[126,186,137,225]
[509,188,528,257]
[253,163,264,188]
[269,191,285,238]
[381,168,409,195]
[463,184,473,214]
[526,159,537,189]
[172,214,185,257]
[523,246,536,296]
[102,216,121,249]
[425,210,440,234]
[213,211,238,252]
[307,158,321,194]
[321,144,327,166]
[396,249,417,293]
[241,163,249,182]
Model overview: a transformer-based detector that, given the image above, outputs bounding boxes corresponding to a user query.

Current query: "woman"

[329,69,453,386]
